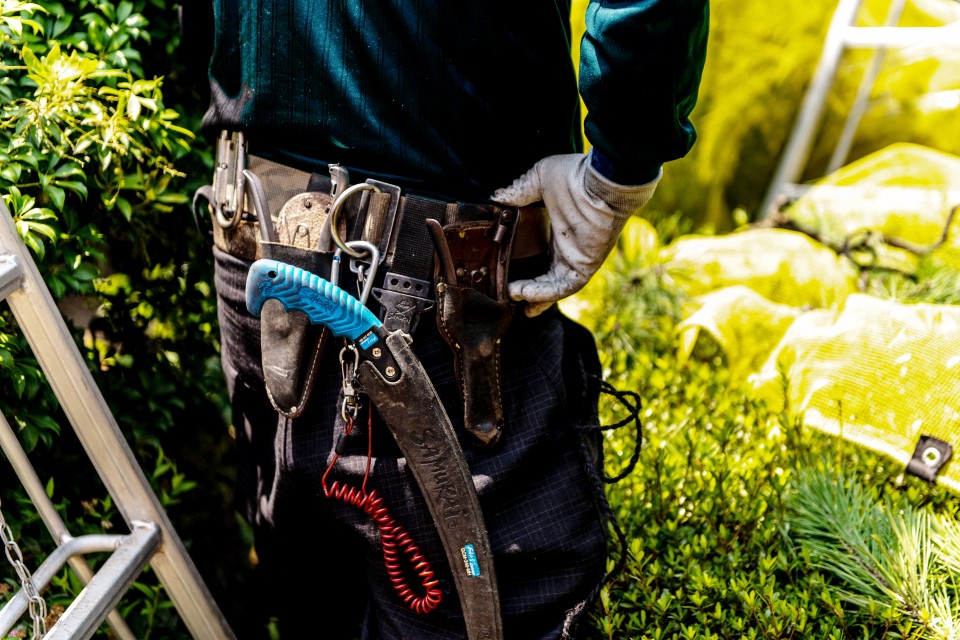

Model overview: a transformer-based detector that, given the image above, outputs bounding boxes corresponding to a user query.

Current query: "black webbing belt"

[391,197,447,282]
[350,189,452,333]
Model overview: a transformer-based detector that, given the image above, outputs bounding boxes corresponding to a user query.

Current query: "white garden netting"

[662,143,960,491]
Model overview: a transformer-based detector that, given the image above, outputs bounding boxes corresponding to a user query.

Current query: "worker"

[193,1,708,638]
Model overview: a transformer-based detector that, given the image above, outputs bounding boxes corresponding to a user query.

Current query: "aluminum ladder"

[761,0,960,216]
[0,197,236,639]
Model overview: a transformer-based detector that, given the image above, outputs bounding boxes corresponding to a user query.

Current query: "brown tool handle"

[357,331,503,640]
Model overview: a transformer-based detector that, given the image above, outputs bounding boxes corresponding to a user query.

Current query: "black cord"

[563,376,643,637]
[563,424,632,639]
[577,378,643,483]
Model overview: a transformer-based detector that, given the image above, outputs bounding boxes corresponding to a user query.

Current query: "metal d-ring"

[328,182,381,258]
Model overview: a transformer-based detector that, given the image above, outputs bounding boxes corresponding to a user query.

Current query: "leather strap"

[357,332,503,640]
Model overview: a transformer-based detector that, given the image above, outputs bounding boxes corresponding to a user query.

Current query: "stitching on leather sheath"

[265,327,328,417]
[436,289,467,399]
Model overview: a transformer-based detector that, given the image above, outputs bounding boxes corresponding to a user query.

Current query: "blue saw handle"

[246,259,382,341]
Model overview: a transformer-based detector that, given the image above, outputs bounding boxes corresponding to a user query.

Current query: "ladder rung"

[46,524,160,640]
[780,183,960,204]
[843,25,960,49]
[0,534,128,634]
[0,255,22,302]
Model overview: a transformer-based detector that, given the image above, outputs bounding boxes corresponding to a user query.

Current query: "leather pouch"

[434,214,517,447]
[258,191,336,418]
[258,242,333,417]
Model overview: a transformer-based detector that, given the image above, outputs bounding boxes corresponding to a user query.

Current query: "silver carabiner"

[213,131,247,229]
[331,240,380,306]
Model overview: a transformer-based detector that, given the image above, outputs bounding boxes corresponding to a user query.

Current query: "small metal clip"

[329,164,351,201]
[340,345,361,421]
[491,208,516,244]
[318,165,351,252]
[331,240,380,306]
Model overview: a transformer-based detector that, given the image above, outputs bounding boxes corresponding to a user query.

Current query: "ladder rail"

[0,408,137,640]
[760,0,865,216]
[0,200,235,639]
[826,0,908,173]
[843,24,960,47]
[761,0,960,217]
[45,524,159,640]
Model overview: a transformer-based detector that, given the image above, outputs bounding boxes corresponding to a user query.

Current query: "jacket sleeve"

[579,0,709,185]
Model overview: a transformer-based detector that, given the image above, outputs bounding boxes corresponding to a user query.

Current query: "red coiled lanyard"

[322,347,443,615]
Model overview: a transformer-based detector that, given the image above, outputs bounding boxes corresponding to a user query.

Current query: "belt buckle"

[362,179,402,265]
[326,173,437,334]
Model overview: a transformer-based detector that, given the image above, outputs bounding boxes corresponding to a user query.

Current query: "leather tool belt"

[200,132,550,441]
[199,132,554,639]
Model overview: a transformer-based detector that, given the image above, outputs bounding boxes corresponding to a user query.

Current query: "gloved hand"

[491,151,660,317]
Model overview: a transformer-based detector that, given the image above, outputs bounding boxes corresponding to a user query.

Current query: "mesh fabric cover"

[659,144,960,490]
[750,295,960,492]
[662,228,859,307]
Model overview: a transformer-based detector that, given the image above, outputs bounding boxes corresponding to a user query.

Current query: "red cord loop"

[322,413,443,614]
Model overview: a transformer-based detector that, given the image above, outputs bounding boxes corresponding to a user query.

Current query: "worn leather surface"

[212,217,260,261]
[259,242,333,417]
[358,331,503,640]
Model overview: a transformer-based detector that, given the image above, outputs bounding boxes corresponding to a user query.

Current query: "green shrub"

[0,2,241,637]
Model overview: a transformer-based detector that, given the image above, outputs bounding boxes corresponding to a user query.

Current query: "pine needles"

[787,463,960,639]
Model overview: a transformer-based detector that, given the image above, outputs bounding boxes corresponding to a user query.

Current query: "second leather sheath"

[434,215,517,447]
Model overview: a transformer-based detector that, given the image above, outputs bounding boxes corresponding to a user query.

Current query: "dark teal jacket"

[202,1,708,201]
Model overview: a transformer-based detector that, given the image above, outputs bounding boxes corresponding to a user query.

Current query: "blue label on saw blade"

[461,544,481,577]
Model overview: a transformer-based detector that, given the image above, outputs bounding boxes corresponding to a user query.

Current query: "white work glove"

[491,151,660,317]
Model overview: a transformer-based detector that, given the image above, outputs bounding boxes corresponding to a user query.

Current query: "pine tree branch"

[787,464,960,639]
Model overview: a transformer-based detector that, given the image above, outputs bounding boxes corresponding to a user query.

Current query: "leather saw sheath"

[433,213,517,448]
[258,242,331,417]
[357,331,503,640]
